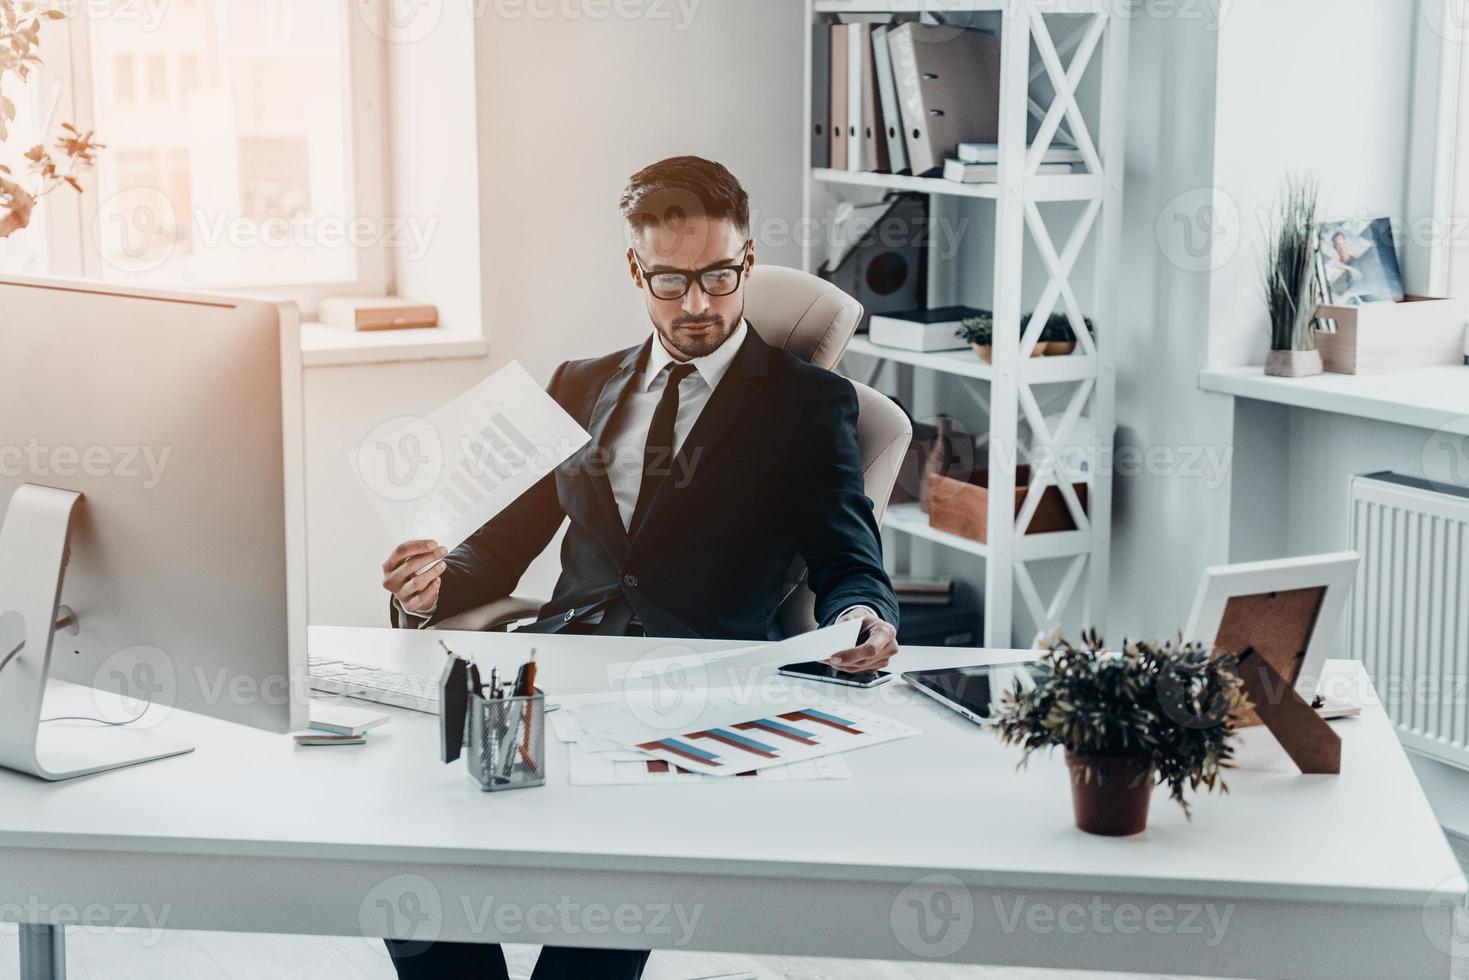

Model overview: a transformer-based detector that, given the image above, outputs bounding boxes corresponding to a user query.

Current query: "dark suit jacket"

[398,327,897,640]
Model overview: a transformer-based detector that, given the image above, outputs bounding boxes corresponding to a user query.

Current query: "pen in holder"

[465,688,545,792]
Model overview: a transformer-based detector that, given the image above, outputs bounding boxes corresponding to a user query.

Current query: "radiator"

[1349,472,1469,770]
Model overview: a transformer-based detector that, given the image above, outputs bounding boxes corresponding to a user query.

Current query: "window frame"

[28,0,390,314]
[1408,0,1467,298]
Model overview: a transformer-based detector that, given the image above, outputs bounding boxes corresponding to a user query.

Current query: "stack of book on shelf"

[942,143,1083,184]
[869,305,986,353]
[813,21,1000,177]
[894,578,954,606]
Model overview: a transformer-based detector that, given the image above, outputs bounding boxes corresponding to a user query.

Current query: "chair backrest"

[743,266,912,637]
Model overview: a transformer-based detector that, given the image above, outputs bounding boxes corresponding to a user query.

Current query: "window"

[0,0,387,305]
[114,55,135,103]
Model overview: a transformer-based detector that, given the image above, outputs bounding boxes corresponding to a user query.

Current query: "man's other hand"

[382,539,447,615]
[825,610,899,674]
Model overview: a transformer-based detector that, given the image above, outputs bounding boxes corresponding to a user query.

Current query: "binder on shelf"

[846,23,866,171]
[859,24,889,173]
[871,24,909,175]
[810,25,831,169]
[887,23,1001,177]
[829,24,848,170]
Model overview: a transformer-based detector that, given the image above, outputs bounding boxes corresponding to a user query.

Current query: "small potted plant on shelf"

[956,312,997,362]
[1262,173,1323,377]
[1025,311,1095,356]
[995,630,1249,836]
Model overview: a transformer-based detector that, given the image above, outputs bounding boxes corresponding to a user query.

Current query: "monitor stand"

[0,483,192,780]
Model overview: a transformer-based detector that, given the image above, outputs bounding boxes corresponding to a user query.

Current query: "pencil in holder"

[465,689,546,792]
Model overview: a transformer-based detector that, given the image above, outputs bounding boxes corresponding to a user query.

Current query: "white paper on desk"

[606,620,862,688]
[350,361,590,549]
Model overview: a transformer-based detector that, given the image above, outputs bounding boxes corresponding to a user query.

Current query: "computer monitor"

[0,275,307,778]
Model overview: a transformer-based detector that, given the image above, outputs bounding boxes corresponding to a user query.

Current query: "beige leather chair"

[434,265,911,636]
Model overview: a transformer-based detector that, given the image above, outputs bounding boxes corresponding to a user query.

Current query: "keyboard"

[308,656,441,714]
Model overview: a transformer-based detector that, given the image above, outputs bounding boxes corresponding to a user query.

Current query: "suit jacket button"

[622,574,638,589]
[563,609,575,622]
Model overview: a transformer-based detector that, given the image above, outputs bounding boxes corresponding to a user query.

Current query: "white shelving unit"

[802,0,1128,647]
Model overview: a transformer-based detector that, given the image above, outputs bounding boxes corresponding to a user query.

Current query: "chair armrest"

[431,595,545,632]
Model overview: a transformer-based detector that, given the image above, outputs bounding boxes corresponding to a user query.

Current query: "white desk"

[0,626,1462,979]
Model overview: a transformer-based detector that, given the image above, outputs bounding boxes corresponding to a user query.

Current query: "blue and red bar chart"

[633,703,918,776]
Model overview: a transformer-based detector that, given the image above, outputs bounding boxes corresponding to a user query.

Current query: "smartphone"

[777,660,891,689]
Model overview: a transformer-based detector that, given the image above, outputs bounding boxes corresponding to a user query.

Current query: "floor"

[0,930,1190,980]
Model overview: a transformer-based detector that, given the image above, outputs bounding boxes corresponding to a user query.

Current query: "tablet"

[902,661,1045,726]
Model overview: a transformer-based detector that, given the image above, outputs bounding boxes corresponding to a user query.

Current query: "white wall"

[1207,2,1417,369]
[304,0,805,627]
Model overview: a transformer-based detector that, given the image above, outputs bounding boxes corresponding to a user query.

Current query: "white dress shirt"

[400,319,878,629]
[603,319,748,530]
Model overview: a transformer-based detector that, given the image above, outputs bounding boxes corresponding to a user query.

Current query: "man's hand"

[825,609,899,674]
[382,539,447,616]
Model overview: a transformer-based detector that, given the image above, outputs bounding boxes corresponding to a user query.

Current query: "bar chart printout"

[627,704,919,777]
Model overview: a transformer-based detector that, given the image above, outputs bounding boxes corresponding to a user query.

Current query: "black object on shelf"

[897,581,982,648]
[818,193,928,334]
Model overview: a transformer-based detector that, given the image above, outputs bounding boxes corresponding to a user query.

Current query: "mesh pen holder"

[465,689,546,792]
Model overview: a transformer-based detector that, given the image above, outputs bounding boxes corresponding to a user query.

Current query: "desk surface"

[0,627,1461,978]
[2,625,1457,903]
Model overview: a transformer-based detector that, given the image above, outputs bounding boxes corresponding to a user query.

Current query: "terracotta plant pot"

[1263,348,1323,378]
[1041,341,1077,356]
[972,344,1047,363]
[1065,751,1152,836]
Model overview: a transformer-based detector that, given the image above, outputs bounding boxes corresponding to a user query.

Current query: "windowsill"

[300,321,489,368]
[1198,364,1469,431]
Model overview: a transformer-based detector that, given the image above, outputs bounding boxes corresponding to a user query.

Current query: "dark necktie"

[630,361,697,535]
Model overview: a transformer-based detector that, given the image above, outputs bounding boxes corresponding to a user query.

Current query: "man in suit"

[379,155,899,979]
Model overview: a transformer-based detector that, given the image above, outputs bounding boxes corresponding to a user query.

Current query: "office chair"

[434,265,912,636]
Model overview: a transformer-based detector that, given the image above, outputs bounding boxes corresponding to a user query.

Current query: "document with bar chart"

[351,360,590,548]
[566,743,852,786]
[573,697,920,777]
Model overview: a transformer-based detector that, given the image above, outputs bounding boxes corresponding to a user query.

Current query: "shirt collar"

[642,319,748,392]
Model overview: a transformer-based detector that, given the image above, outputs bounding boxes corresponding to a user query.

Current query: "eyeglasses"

[632,241,752,301]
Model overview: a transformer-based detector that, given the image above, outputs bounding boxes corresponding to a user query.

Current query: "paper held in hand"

[350,361,590,549]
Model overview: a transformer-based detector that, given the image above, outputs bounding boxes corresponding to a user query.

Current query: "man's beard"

[658,308,741,359]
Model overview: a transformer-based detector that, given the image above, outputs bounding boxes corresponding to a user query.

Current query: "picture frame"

[1182,552,1361,702]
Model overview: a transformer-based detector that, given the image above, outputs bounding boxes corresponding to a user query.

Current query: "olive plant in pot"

[995,630,1250,836]
[1262,174,1323,377]
[956,312,1095,362]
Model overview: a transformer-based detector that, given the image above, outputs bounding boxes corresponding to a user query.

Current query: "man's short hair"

[619,156,750,239]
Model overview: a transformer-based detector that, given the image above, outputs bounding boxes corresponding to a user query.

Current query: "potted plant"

[1,2,102,239]
[1024,311,1095,356]
[956,312,998,362]
[995,630,1249,836]
[1262,174,1323,377]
